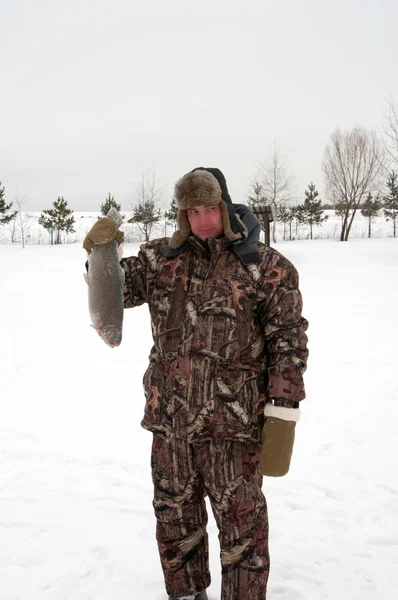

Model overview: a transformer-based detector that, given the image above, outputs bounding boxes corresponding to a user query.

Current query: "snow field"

[1,239,397,599]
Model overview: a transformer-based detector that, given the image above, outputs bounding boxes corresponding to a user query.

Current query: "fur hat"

[168,167,242,249]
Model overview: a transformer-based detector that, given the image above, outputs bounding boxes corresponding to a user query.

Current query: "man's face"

[187,203,224,241]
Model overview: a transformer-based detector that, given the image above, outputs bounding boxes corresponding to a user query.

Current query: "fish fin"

[117,242,123,262]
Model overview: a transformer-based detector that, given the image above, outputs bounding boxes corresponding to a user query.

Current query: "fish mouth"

[99,325,122,348]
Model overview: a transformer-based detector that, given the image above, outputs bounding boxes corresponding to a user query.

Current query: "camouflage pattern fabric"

[151,433,269,600]
[121,234,308,599]
[121,235,308,441]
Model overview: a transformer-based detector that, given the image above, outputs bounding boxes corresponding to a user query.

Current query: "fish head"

[99,325,122,348]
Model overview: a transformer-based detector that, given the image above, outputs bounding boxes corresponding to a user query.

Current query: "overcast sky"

[1,0,397,211]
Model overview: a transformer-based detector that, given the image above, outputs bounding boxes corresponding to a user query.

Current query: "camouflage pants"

[151,434,269,600]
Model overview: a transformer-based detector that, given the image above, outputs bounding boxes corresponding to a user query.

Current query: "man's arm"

[120,249,149,308]
[259,258,309,408]
[257,251,309,476]
[120,241,162,308]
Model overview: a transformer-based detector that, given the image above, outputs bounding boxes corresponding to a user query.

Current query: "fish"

[85,208,125,347]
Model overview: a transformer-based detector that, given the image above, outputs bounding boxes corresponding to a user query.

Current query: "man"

[84,167,309,600]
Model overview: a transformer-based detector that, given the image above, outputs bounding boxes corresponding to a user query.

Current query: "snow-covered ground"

[1,238,397,599]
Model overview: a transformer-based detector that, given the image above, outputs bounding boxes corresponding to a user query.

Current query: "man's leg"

[197,440,269,600]
[151,434,211,598]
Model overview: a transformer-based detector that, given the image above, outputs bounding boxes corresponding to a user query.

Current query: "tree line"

[1,171,397,245]
[1,98,398,244]
[243,96,398,241]
[246,96,398,242]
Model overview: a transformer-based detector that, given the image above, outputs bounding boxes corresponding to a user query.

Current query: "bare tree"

[382,96,398,169]
[322,126,384,241]
[334,199,350,229]
[129,164,163,242]
[10,192,32,248]
[254,141,295,243]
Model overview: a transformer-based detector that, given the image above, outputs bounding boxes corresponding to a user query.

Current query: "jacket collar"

[186,235,233,255]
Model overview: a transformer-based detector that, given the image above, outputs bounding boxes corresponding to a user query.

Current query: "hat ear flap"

[177,209,191,237]
[168,209,191,249]
[220,201,241,242]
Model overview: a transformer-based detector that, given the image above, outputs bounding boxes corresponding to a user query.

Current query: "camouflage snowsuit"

[121,235,308,599]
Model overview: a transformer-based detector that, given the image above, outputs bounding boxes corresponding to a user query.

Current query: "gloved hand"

[83,218,124,254]
[259,404,300,477]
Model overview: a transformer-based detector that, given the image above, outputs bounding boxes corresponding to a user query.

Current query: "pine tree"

[100,193,121,216]
[0,182,17,225]
[164,197,178,231]
[383,171,398,238]
[130,200,162,242]
[38,196,75,244]
[277,205,294,241]
[247,182,268,207]
[361,192,381,238]
[297,183,328,239]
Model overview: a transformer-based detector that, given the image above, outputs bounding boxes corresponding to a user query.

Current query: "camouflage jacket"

[121,236,308,442]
